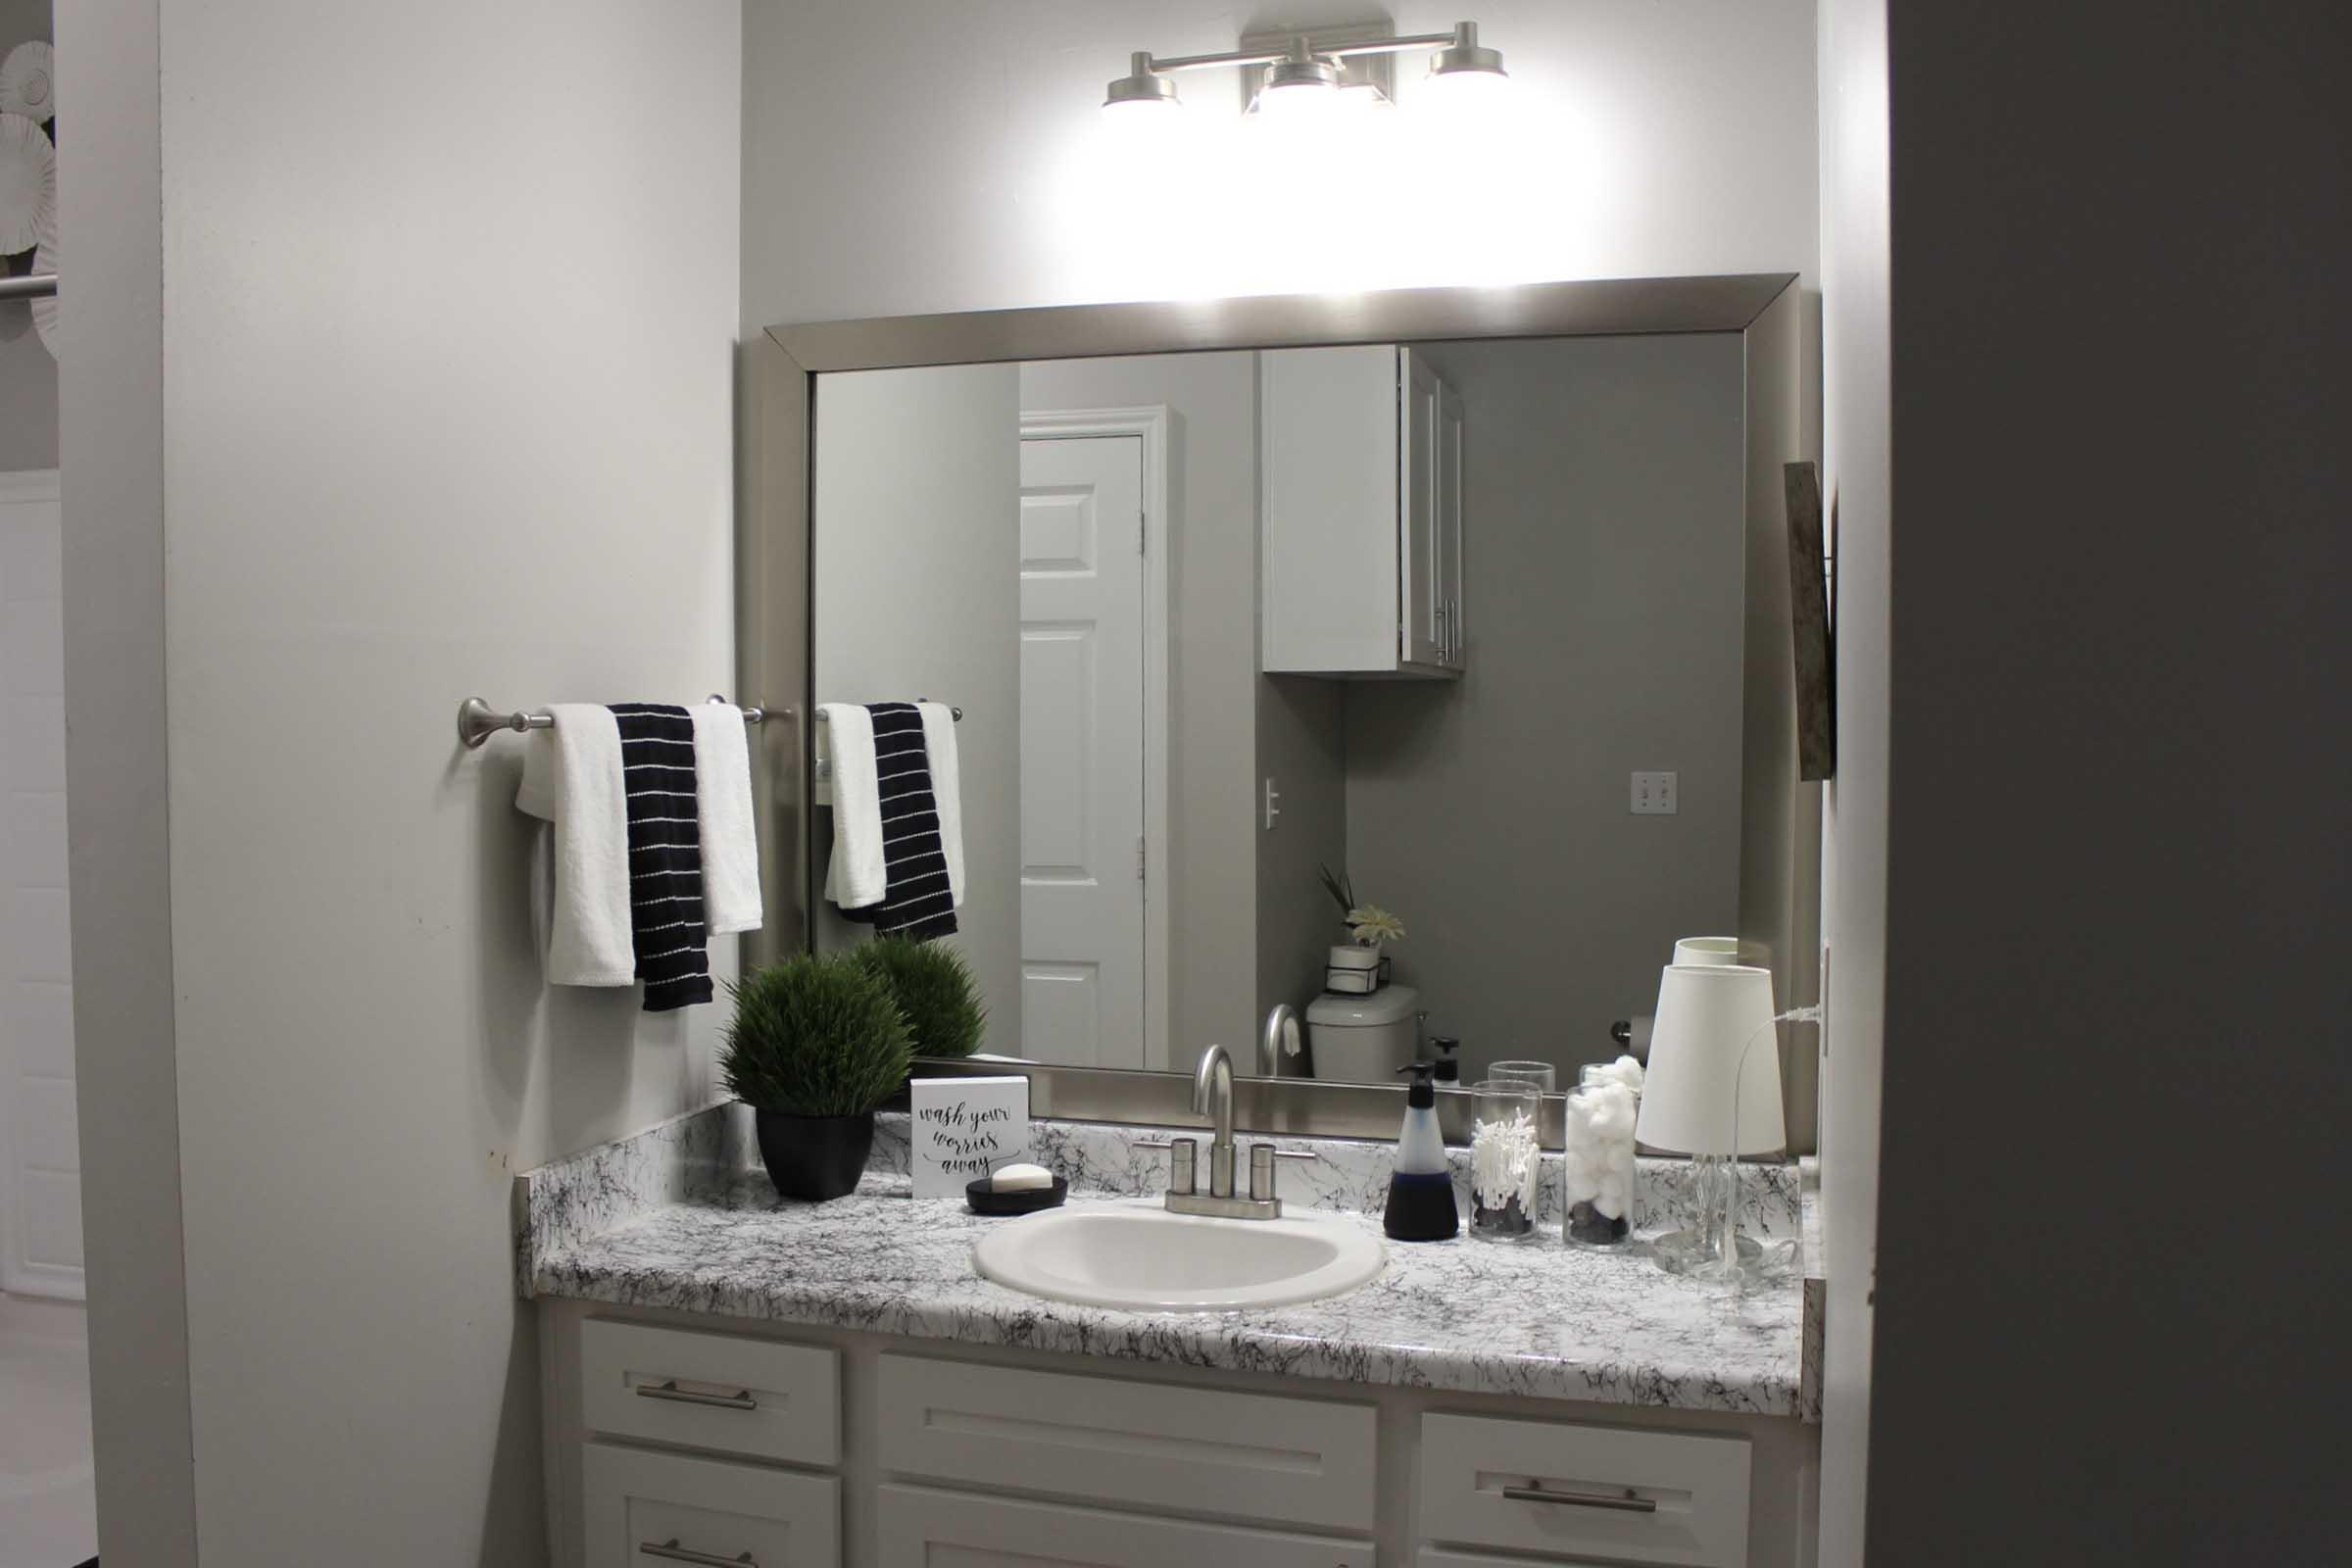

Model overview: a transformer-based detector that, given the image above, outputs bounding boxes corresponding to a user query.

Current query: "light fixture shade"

[1636,964,1786,1156]
[1428,21,1508,85]
[1673,937,1742,966]
[1104,52,1179,112]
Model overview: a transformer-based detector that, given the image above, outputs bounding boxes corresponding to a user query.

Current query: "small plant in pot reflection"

[853,935,988,1059]
[722,954,913,1201]
[1319,863,1405,949]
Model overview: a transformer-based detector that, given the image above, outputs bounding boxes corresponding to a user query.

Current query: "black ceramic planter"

[755,1109,875,1201]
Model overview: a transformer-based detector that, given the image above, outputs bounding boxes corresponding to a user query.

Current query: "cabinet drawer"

[582,1317,839,1466]
[877,1353,1376,1531]
[583,1443,838,1568]
[877,1483,1366,1568]
[1418,1412,1748,1567]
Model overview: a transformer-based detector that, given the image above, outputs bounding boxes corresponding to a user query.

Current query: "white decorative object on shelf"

[29,233,56,357]
[0,111,56,254]
[0,40,54,122]
[908,1075,1031,1200]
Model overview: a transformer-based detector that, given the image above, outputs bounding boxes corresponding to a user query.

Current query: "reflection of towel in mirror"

[841,701,958,939]
[916,700,965,908]
[822,704,887,909]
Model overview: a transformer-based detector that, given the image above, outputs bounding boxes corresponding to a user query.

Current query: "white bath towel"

[917,700,965,907]
[514,704,635,985]
[691,703,763,936]
[821,703,888,910]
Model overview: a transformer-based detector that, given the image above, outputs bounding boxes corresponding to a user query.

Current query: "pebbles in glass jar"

[1469,1079,1544,1242]
[1564,1056,1644,1248]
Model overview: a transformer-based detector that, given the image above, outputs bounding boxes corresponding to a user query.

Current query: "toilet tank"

[1304,985,1422,1082]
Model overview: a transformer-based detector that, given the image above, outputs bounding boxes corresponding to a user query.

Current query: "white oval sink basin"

[972,1202,1385,1312]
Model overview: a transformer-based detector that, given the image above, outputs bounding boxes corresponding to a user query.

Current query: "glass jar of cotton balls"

[1563,1056,1645,1248]
[1468,1079,1544,1242]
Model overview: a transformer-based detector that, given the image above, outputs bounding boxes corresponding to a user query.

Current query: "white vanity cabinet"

[541,1303,1810,1568]
[1261,345,1465,678]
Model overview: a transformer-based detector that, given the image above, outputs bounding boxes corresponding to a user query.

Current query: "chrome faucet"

[1139,1044,1316,1220]
[1258,1003,1299,1077]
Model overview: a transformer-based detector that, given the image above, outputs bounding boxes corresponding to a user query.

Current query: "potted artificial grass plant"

[853,935,988,1058]
[722,953,912,1200]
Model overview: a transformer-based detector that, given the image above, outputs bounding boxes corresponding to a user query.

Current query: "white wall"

[741,0,1819,326]
[1018,354,1257,1068]
[1335,336,1748,1082]
[812,364,1023,1045]
[0,469,76,1299]
[66,3,743,1561]
[1811,0,1887,1558]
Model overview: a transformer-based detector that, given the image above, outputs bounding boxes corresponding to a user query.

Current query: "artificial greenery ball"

[853,936,988,1058]
[721,954,913,1117]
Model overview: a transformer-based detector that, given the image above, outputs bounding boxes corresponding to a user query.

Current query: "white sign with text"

[909,1076,1032,1199]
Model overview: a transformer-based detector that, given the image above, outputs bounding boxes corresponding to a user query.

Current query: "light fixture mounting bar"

[1145,25,1463,74]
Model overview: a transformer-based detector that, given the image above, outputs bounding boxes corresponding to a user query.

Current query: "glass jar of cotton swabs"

[1468,1079,1544,1242]
[1563,1056,1646,1249]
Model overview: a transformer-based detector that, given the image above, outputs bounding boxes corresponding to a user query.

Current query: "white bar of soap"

[990,1162,1054,1192]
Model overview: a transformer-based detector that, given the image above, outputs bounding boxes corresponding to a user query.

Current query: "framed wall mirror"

[741,275,1822,1151]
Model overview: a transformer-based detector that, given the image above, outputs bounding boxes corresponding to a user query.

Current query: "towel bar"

[457,695,773,751]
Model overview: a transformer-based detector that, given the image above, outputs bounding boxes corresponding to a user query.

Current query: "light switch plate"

[1632,770,1679,814]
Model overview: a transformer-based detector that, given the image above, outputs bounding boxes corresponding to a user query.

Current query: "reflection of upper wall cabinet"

[1261,345,1464,678]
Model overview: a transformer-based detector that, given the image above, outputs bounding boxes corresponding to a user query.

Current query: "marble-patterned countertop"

[518,1104,1813,1418]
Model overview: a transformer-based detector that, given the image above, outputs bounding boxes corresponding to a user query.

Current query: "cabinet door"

[876,1484,1366,1568]
[1260,345,1403,673]
[1436,381,1465,669]
[1397,347,1444,668]
[583,1443,839,1568]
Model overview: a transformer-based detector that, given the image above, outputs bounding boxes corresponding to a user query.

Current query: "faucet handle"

[1135,1139,1198,1197]
[1248,1145,1319,1203]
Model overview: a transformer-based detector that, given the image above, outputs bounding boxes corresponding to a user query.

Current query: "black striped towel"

[610,703,713,1011]
[842,701,958,940]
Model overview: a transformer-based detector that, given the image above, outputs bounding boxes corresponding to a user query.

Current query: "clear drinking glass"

[1563,1063,1640,1248]
[1468,1079,1544,1242]
[1487,1059,1557,1093]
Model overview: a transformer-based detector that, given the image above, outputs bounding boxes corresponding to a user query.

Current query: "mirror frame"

[740,273,1820,1149]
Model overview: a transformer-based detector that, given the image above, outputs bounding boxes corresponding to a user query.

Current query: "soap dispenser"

[1385,1062,1460,1241]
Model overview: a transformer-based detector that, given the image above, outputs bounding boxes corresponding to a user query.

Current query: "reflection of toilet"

[1305,986,1422,1082]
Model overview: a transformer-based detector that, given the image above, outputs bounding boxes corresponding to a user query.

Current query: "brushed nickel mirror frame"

[740,272,1819,1148]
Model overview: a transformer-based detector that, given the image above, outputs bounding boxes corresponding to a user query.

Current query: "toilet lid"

[1306,985,1420,1027]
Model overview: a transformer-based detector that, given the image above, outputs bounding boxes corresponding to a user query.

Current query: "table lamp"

[1636,963,1786,1278]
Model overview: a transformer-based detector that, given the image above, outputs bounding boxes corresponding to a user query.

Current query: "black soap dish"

[965,1176,1068,1217]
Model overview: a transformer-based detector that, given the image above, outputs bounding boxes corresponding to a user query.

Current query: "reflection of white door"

[1018,436,1146,1067]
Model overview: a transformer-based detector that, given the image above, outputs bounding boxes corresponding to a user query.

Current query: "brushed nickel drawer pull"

[634,1378,758,1411]
[1502,1482,1658,1514]
[639,1539,756,1566]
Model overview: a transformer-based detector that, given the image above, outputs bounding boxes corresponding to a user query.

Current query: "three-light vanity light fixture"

[1103,20,1507,123]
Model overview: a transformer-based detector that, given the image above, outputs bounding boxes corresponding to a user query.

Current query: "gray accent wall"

[1338,335,1748,1085]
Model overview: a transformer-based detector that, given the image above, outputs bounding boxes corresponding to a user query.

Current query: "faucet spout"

[1193,1044,1236,1197]
[1259,1004,1298,1077]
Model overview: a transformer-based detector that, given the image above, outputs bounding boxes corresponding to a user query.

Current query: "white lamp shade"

[1673,936,1742,966]
[1636,964,1786,1155]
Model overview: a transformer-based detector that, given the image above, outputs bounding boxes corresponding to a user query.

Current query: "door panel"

[1018,436,1146,1067]
[1399,349,1442,667]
